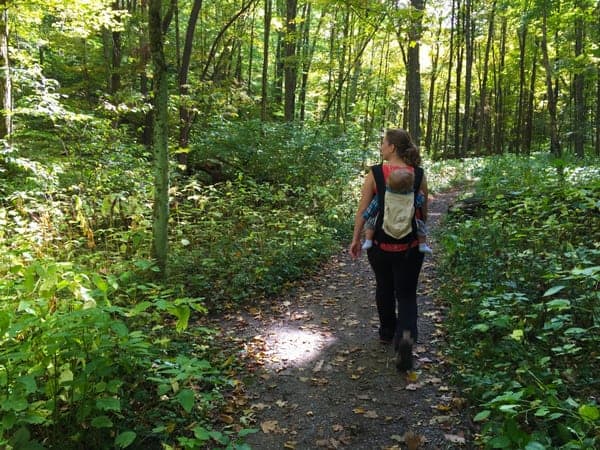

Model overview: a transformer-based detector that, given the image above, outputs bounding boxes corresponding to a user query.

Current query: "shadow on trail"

[215,189,473,450]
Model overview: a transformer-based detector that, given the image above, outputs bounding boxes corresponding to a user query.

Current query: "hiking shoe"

[395,331,414,372]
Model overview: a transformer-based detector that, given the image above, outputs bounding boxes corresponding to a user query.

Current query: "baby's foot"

[361,239,373,250]
[419,243,433,254]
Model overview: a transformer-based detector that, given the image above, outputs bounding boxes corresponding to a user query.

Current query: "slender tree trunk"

[0,0,11,140]
[493,17,507,154]
[274,28,284,107]
[247,8,255,93]
[299,4,323,122]
[540,6,561,156]
[111,1,123,95]
[149,0,169,276]
[335,7,350,123]
[523,39,538,155]
[177,0,202,167]
[139,2,153,147]
[443,0,456,156]
[284,0,297,121]
[453,0,463,158]
[407,0,424,145]
[573,1,585,158]
[261,0,272,120]
[516,23,527,154]
[477,0,495,155]
[460,0,473,155]
[425,18,442,154]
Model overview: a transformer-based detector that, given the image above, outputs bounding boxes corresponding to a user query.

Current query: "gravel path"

[215,188,475,450]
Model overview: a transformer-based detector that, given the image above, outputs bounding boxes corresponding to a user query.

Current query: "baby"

[361,168,432,254]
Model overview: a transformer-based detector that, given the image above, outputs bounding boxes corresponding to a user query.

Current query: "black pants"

[367,245,424,342]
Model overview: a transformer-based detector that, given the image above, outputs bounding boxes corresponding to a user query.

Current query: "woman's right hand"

[349,239,362,259]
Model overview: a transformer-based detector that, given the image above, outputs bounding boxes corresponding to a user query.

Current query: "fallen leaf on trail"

[219,414,234,424]
[364,410,379,418]
[251,402,270,410]
[350,374,361,380]
[261,420,280,434]
[284,441,297,449]
[452,397,468,409]
[353,407,366,414]
[444,433,466,444]
[404,431,424,450]
[313,360,324,373]
[435,404,452,412]
[430,415,452,424]
[311,377,329,386]
[332,424,344,432]
[306,410,314,416]
[406,371,419,382]
[276,400,288,408]
[390,435,403,442]
[356,394,371,400]
[405,383,423,390]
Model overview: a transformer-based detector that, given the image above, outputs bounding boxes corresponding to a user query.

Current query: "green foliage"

[438,153,600,449]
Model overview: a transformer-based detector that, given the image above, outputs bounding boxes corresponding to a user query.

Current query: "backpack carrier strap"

[370,164,424,251]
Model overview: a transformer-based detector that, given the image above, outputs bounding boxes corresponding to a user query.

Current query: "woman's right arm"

[349,171,376,259]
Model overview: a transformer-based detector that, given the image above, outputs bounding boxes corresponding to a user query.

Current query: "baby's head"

[387,169,414,193]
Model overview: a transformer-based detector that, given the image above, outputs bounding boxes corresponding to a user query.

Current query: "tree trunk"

[523,39,538,155]
[540,6,561,156]
[284,0,297,121]
[334,7,350,123]
[177,0,203,167]
[493,16,507,154]
[453,0,463,158]
[149,0,170,276]
[515,22,527,154]
[0,0,11,140]
[261,0,272,120]
[137,1,153,147]
[573,1,585,158]
[443,0,456,156]
[476,0,495,155]
[299,4,323,122]
[425,18,442,154]
[110,1,122,95]
[407,0,424,145]
[460,0,473,155]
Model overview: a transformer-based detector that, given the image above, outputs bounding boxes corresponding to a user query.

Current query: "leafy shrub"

[437,154,600,449]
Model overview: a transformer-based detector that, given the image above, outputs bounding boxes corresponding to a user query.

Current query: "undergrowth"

[437,153,600,449]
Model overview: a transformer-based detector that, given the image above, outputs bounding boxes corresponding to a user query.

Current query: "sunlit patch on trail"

[263,326,337,368]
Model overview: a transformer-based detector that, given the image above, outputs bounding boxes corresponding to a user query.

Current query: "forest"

[0,0,598,448]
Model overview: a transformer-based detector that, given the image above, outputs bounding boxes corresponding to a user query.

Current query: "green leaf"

[525,442,547,450]
[91,415,113,428]
[546,299,570,310]
[193,426,211,440]
[534,407,550,417]
[238,428,259,437]
[543,285,566,297]
[176,389,195,413]
[488,435,511,448]
[472,323,490,332]
[115,431,137,448]
[96,397,121,412]
[578,404,600,421]
[474,410,491,421]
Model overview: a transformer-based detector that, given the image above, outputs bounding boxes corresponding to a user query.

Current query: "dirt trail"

[216,189,474,449]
